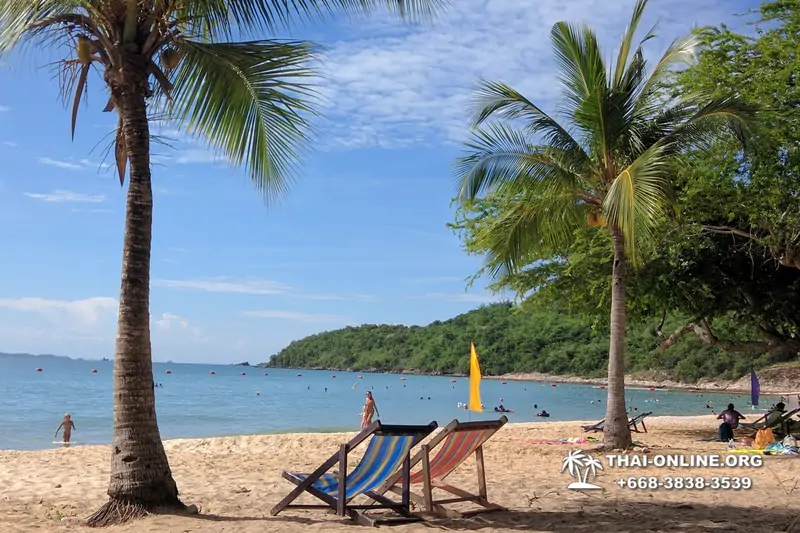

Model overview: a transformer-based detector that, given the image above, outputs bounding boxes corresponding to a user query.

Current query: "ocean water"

[0,355,776,451]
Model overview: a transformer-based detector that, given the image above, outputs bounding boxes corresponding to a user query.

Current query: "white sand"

[1,415,798,532]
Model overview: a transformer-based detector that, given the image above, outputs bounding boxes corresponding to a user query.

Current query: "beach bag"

[754,428,775,449]
[718,422,734,442]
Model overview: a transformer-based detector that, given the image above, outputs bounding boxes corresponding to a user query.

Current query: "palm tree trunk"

[603,226,632,449]
[86,75,183,526]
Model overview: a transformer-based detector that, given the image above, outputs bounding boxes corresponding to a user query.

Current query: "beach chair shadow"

[581,412,652,433]
[375,417,508,518]
[269,420,437,526]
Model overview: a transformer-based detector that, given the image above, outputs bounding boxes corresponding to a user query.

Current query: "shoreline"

[0,414,706,453]
[260,365,800,395]
[0,414,754,454]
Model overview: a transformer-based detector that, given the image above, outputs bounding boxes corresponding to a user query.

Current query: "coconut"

[161,48,181,70]
[586,212,598,227]
[76,35,92,65]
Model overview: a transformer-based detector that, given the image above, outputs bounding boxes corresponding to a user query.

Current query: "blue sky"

[0,0,757,363]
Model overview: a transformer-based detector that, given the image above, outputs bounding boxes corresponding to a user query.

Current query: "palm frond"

[0,0,82,51]
[666,95,757,150]
[603,141,673,255]
[635,30,703,113]
[550,21,612,157]
[175,0,446,40]
[473,186,583,280]
[161,39,319,203]
[455,123,584,201]
[470,79,591,164]
[550,21,606,106]
[612,0,655,89]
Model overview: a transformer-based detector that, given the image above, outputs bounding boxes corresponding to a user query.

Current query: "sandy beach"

[1,415,798,533]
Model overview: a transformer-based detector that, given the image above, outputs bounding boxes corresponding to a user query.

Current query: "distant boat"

[102,358,110,362]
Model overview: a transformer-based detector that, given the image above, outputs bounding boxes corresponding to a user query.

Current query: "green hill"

[261,304,782,382]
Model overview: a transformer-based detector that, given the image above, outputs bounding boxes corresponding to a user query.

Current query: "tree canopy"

[262,303,785,382]
[449,0,800,358]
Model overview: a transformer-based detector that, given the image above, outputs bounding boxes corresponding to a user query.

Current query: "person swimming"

[54,413,76,443]
[536,410,550,417]
[361,391,380,428]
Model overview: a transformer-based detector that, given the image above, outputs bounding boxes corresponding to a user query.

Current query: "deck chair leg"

[475,445,488,500]
[337,444,347,517]
[401,453,411,511]
[420,444,434,513]
[641,420,647,433]
[433,482,506,517]
[271,472,327,516]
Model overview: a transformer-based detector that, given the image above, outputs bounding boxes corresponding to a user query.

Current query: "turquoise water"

[0,354,775,450]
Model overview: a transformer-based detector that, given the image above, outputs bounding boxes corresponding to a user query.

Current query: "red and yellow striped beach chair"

[270,420,437,526]
[376,417,508,518]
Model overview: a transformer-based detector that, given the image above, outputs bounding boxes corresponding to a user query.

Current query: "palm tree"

[455,0,753,449]
[580,455,603,484]
[0,0,444,525]
[560,449,586,481]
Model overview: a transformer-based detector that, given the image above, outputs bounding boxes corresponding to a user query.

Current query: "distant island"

[260,303,786,383]
[0,351,76,361]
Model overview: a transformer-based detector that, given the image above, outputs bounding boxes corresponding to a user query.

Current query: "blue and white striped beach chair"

[270,420,438,526]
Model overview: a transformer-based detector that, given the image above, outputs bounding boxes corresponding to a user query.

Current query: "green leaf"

[173,0,447,41]
[162,39,319,203]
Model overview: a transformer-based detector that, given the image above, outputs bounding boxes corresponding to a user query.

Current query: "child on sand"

[54,413,76,443]
[361,392,380,428]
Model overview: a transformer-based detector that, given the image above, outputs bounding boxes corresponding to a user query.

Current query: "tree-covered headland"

[263,303,785,383]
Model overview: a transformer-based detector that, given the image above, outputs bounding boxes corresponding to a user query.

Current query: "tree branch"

[701,224,757,240]
[658,317,781,355]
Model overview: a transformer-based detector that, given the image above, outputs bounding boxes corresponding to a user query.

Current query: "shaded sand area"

[1,416,799,532]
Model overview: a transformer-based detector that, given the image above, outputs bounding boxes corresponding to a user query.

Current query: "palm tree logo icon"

[560,449,604,490]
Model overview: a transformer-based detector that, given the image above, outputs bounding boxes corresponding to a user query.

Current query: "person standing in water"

[54,413,76,443]
[361,391,380,428]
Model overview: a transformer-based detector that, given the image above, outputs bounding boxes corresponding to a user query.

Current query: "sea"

[0,354,777,451]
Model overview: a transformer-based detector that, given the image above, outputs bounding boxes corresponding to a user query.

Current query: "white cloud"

[25,190,106,203]
[153,276,376,301]
[154,312,190,330]
[0,297,118,329]
[415,292,502,304]
[174,149,226,165]
[0,105,9,112]
[37,157,110,171]
[154,277,289,295]
[408,276,466,284]
[37,157,84,170]
[242,310,350,323]
[318,0,742,149]
[153,312,205,340]
[3,141,17,147]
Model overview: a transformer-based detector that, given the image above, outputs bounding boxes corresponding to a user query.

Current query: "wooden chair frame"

[582,412,652,433]
[376,417,508,518]
[269,420,438,527]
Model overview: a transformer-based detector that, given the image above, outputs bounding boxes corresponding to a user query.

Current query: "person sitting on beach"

[54,413,76,443]
[764,402,786,426]
[717,403,745,441]
[361,391,380,428]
